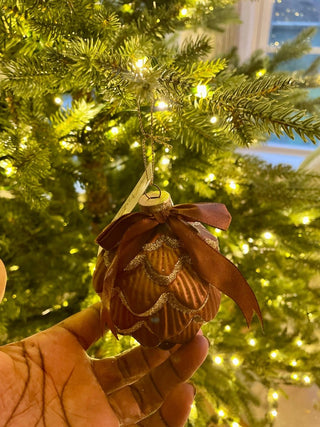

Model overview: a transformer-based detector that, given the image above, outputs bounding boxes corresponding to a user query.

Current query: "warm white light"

[249,338,256,346]
[302,216,310,225]
[210,116,218,124]
[291,373,298,380]
[69,248,79,254]
[296,339,303,347]
[242,244,249,254]
[165,147,170,153]
[224,325,231,332]
[270,409,278,417]
[291,360,297,367]
[157,101,168,110]
[205,173,216,182]
[135,58,147,68]
[303,375,311,384]
[131,141,140,148]
[110,127,119,135]
[180,7,188,16]
[161,156,170,166]
[231,357,240,366]
[85,125,92,131]
[272,392,279,400]
[229,180,237,190]
[196,84,208,98]
[54,96,63,105]
[214,356,223,365]
[264,231,273,240]
[218,409,225,417]
[270,351,278,359]
[232,423,240,427]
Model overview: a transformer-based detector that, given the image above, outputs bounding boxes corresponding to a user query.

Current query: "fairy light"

[54,96,63,105]
[205,173,215,182]
[224,325,231,332]
[242,243,249,254]
[161,156,170,166]
[228,180,237,190]
[256,69,266,78]
[218,409,225,417]
[270,350,278,359]
[210,116,218,124]
[302,216,310,225]
[157,101,168,110]
[270,409,278,418]
[263,231,273,240]
[232,423,240,427]
[69,248,79,254]
[296,339,303,347]
[272,392,279,400]
[231,356,240,366]
[291,373,299,380]
[9,265,19,271]
[249,338,256,347]
[290,360,297,367]
[164,147,170,153]
[196,84,208,98]
[214,356,223,365]
[85,125,92,131]
[303,375,311,384]
[1,160,16,177]
[180,7,188,16]
[131,141,140,148]
[110,126,119,135]
[135,57,147,69]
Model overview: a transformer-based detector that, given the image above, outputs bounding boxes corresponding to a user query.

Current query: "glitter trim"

[114,288,209,317]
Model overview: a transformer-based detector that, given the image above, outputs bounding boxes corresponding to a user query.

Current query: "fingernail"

[203,335,210,347]
[188,382,197,396]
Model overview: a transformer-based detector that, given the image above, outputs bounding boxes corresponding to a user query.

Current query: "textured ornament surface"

[94,223,221,348]
[93,196,262,348]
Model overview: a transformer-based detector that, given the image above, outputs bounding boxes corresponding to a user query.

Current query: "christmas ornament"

[93,190,262,348]
[0,259,7,303]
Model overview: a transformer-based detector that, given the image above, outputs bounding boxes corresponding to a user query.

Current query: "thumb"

[0,259,7,303]
[57,302,104,350]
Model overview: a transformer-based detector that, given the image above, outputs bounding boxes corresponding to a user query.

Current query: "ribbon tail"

[168,217,262,326]
[171,203,232,230]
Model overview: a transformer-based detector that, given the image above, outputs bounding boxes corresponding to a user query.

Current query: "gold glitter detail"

[114,288,209,317]
[143,255,190,286]
[204,238,219,250]
[143,235,181,252]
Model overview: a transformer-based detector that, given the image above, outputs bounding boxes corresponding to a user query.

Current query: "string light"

[210,116,218,124]
[302,216,310,225]
[131,141,140,148]
[228,180,237,190]
[231,356,240,366]
[69,248,79,254]
[214,356,223,365]
[249,338,256,346]
[263,231,273,240]
[291,373,299,380]
[54,96,63,105]
[196,84,208,98]
[224,325,231,332]
[160,156,170,166]
[270,350,278,359]
[9,265,19,271]
[135,57,147,69]
[218,409,225,417]
[303,375,311,384]
[180,7,188,16]
[232,423,240,427]
[272,392,279,400]
[242,243,249,254]
[110,126,119,135]
[270,409,278,418]
[290,360,297,367]
[296,339,303,347]
[157,101,168,110]
[256,69,266,78]
[205,173,215,182]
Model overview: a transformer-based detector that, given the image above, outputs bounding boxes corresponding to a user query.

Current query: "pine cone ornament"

[93,191,262,348]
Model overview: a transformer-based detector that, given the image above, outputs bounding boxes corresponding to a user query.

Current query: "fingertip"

[161,383,196,426]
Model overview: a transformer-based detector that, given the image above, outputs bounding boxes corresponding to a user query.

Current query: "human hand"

[0,303,209,426]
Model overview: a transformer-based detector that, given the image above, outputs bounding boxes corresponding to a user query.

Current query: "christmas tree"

[1,0,320,425]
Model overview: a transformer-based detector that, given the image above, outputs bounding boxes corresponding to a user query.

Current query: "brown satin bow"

[96,202,262,335]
